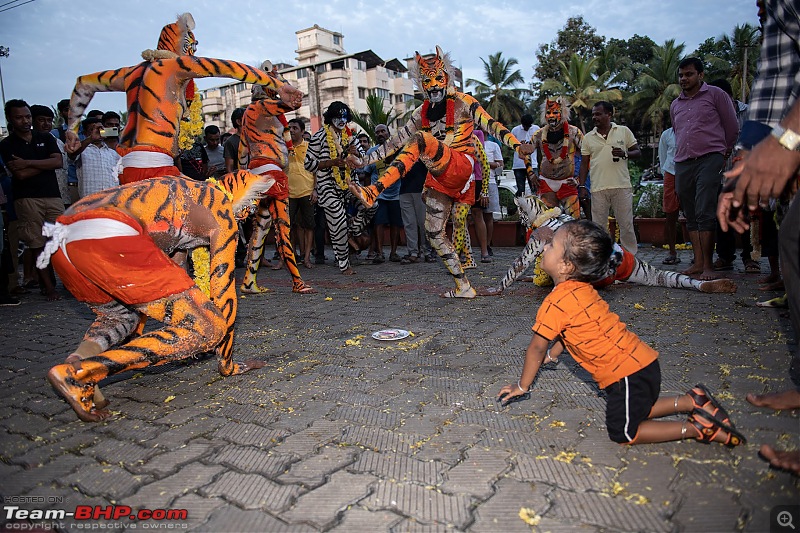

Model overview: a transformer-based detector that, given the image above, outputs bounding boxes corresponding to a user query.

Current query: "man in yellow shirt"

[287,118,316,269]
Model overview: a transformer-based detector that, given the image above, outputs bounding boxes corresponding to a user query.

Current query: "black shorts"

[289,196,315,229]
[374,199,403,226]
[604,359,661,444]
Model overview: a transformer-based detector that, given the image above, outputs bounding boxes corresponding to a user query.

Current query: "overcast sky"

[0,0,758,126]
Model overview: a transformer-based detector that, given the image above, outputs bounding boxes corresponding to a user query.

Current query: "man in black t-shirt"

[0,99,64,300]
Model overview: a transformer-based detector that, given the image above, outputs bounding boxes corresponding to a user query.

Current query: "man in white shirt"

[482,136,504,256]
[510,114,539,196]
[204,125,226,178]
[72,118,121,198]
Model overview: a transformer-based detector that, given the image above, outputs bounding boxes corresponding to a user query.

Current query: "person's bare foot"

[43,290,62,301]
[699,279,737,293]
[441,286,477,298]
[47,365,111,422]
[476,287,502,296]
[341,268,355,275]
[760,444,800,475]
[695,269,720,281]
[759,279,785,291]
[271,261,284,271]
[758,273,782,285]
[303,258,313,269]
[746,389,800,410]
[681,265,703,276]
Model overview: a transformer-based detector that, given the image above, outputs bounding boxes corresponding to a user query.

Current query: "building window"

[330,60,345,71]
[372,88,390,99]
[333,35,341,45]
[358,87,367,99]
[296,68,307,79]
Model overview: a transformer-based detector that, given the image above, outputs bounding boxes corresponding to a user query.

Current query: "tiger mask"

[413,45,454,104]
[216,171,276,221]
[542,97,570,129]
[157,12,197,56]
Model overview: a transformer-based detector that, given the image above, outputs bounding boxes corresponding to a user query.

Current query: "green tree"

[607,34,657,89]
[533,16,605,89]
[629,39,685,147]
[540,54,622,132]
[466,51,528,126]
[351,94,398,142]
[710,24,760,101]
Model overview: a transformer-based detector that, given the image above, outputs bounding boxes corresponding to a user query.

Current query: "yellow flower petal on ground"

[164,395,176,403]
[519,508,541,526]
[325,297,333,301]
[634,303,645,310]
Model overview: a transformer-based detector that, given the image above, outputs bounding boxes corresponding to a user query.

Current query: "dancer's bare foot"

[271,260,284,271]
[240,282,272,294]
[746,389,800,410]
[47,365,111,422]
[65,354,108,408]
[760,444,800,475]
[699,279,737,293]
[303,259,313,269]
[341,268,356,275]
[293,285,317,294]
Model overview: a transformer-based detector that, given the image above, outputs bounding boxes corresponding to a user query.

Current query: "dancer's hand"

[518,144,535,156]
[278,84,303,109]
[346,154,364,168]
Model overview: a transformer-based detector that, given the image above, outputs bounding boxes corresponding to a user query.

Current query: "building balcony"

[318,70,349,91]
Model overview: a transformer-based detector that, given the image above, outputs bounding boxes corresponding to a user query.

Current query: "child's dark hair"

[559,220,615,283]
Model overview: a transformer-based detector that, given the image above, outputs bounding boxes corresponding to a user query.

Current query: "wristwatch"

[770,124,800,151]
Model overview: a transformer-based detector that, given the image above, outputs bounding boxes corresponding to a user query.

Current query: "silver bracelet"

[517,380,528,392]
[545,347,554,363]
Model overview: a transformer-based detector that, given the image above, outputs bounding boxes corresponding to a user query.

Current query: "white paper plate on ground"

[371,328,410,341]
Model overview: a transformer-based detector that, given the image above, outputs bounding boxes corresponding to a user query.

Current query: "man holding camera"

[70,117,121,198]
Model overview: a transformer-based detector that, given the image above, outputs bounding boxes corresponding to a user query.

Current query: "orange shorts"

[662,172,679,214]
[538,178,578,200]
[51,208,195,305]
[424,150,475,204]
[592,248,635,289]
[120,165,181,185]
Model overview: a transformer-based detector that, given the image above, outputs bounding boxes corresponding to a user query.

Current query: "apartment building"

[198,25,460,134]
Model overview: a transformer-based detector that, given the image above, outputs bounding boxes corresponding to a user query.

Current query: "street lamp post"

[0,46,8,113]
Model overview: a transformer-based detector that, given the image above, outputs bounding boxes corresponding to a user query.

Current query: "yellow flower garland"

[325,124,351,190]
[191,247,211,297]
[205,177,233,202]
[178,96,204,151]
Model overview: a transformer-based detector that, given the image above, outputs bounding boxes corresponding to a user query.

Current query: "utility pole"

[0,46,9,122]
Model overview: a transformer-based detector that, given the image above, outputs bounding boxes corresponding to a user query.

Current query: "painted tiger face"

[157,13,197,56]
[545,99,563,128]
[415,46,450,103]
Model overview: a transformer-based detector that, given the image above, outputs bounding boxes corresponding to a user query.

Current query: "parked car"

[494,170,518,219]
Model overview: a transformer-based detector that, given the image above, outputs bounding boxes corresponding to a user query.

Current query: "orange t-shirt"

[532,280,658,389]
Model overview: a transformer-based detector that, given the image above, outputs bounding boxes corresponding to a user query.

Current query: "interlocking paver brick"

[9,454,94,494]
[200,471,301,511]
[135,442,215,476]
[413,425,485,464]
[60,462,152,500]
[81,437,159,466]
[349,449,446,484]
[282,471,376,528]
[212,421,287,447]
[199,506,315,532]
[170,493,226,530]
[209,444,294,477]
[363,479,473,530]
[272,420,347,456]
[469,476,550,533]
[9,433,100,467]
[513,453,614,491]
[439,448,510,498]
[329,506,404,532]
[338,425,419,454]
[331,404,401,428]
[122,463,224,509]
[549,489,670,532]
[278,446,356,487]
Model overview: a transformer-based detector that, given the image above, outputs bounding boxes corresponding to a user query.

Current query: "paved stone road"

[1,244,798,532]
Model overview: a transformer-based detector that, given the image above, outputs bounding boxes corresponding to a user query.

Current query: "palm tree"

[595,44,633,91]
[540,54,622,132]
[709,23,760,102]
[350,94,398,142]
[466,52,528,126]
[629,39,684,140]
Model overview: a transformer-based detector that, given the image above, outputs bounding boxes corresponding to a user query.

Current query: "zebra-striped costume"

[497,195,736,294]
[305,128,376,272]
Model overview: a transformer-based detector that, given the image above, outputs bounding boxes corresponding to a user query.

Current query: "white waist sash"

[38,218,139,268]
[250,163,282,175]
[121,150,175,169]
